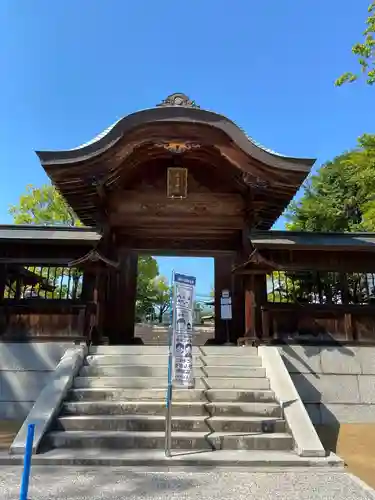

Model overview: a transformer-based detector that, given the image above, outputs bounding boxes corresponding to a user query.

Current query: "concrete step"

[54,415,286,433]
[43,430,214,450]
[61,401,207,416]
[200,346,257,356]
[43,430,292,451]
[73,377,207,389]
[73,376,270,390]
[205,389,275,403]
[206,402,282,417]
[61,400,282,418]
[89,345,201,355]
[85,355,203,366]
[204,377,270,390]
[6,449,343,467]
[208,432,293,451]
[202,355,262,367]
[202,366,266,378]
[207,416,286,433]
[55,415,210,432]
[68,388,206,402]
[68,387,276,403]
[79,365,204,377]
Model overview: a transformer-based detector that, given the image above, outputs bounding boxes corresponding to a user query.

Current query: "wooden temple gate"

[1,94,375,345]
[1,227,375,344]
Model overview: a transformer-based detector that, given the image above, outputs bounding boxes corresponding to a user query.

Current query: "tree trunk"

[158,310,163,323]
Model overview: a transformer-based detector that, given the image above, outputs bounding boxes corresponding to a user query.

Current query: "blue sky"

[0,0,374,295]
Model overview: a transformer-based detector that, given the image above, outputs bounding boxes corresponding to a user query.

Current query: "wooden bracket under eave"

[68,249,120,269]
[232,248,281,274]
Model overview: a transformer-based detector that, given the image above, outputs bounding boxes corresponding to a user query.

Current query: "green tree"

[136,257,160,321]
[9,184,81,226]
[286,134,375,232]
[336,1,375,86]
[152,276,171,323]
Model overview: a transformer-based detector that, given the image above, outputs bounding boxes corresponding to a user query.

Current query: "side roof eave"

[2,226,375,252]
[251,230,375,251]
[36,106,316,174]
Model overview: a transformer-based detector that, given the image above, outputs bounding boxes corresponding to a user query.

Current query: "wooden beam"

[118,236,240,254]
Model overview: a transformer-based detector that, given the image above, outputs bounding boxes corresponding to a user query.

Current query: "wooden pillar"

[0,264,7,336]
[107,251,138,345]
[232,265,245,343]
[214,255,234,344]
[245,275,256,338]
[244,274,267,339]
[80,269,96,344]
[0,264,6,299]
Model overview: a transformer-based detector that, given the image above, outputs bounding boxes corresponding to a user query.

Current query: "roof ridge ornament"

[157,93,200,109]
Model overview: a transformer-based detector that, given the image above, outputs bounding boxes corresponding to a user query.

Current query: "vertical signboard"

[172,273,196,388]
[220,289,232,320]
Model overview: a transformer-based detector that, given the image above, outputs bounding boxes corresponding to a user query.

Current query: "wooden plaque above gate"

[167,167,188,198]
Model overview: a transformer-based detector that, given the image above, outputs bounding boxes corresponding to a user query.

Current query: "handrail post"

[19,423,35,500]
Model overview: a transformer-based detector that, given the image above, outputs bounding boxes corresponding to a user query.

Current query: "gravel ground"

[1,467,375,500]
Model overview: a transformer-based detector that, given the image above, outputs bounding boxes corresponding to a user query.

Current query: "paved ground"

[1,467,375,500]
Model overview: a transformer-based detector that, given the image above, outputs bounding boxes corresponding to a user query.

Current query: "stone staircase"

[40,345,295,457]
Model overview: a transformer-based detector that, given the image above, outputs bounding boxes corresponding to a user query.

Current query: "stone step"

[79,365,205,377]
[200,346,257,356]
[55,415,210,432]
[89,345,201,355]
[61,401,207,416]
[202,366,266,378]
[43,430,214,450]
[43,430,292,451]
[202,355,262,367]
[73,376,270,390]
[208,416,286,433]
[73,377,207,389]
[68,388,206,402]
[205,389,275,403]
[61,400,281,418]
[55,415,286,433]
[6,449,343,467]
[80,364,267,378]
[206,402,282,418]
[204,377,270,390]
[208,432,293,451]
[85,355,203,366]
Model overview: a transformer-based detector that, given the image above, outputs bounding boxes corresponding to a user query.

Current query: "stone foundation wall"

[279,345,375,424]
[3,339,374,427]
[0,342,75,420]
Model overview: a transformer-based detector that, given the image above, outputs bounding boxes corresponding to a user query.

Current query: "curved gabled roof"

[36,93,315,174]
[35,94,316,230]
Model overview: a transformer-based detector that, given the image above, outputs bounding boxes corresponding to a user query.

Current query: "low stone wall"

[279,345,375,424]
[0,342,75,420]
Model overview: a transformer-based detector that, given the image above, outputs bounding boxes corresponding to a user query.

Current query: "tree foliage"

[336,1,375,86]
[286,134,375,232]
[152,276,171,323]
[135,257,160,320]
[9,184,81,226]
